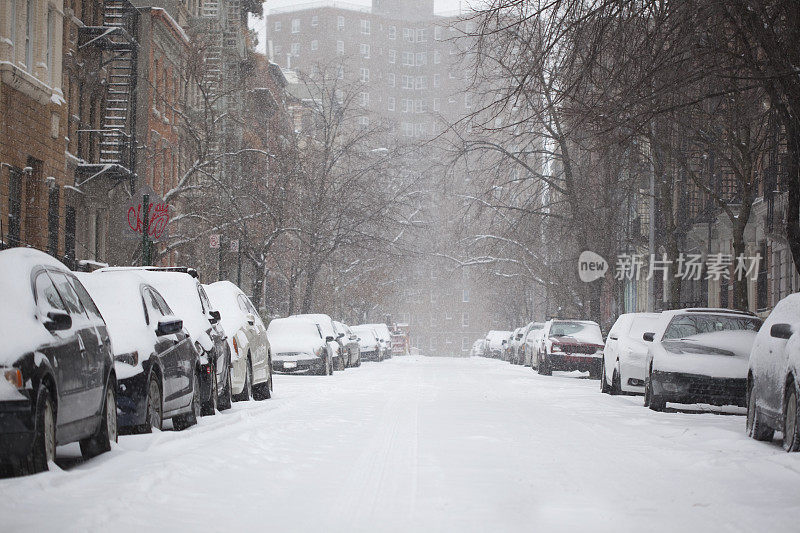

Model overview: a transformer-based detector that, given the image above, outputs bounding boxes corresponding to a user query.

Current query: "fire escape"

[77,0,139,186]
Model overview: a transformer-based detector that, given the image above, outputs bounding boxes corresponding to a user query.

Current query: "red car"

[535,320,604,378]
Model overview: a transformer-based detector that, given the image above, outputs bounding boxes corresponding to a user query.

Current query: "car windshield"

[662,314,762,340]
[549,322,603,344]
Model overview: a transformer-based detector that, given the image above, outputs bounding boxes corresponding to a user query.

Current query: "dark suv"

[0,249,118,475]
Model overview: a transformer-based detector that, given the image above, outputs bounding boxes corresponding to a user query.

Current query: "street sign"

[230,239,239,252]
[124,185,170,242]
[209,234,221,249]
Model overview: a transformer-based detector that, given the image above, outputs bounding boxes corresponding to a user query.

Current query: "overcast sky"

[250,0,470,54]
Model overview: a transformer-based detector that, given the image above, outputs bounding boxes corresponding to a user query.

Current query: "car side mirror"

[246,313,256,326]
[326,335,335,342]
[208,310,221,324]
[770,323,793,340]
[356,337,361,342]
[44,310,71,332]
[337,333,345,339]
[642,332,655,342]
[157,317,183,336]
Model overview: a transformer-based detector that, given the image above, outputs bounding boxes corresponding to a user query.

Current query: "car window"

[151,289,174,316]
[663,314,762,340]
[34,272,67,313]
[49,271,86,316]
[69,276,103,322]
[144,287,166,322]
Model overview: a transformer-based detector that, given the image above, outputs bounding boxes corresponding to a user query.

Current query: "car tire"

[645,373,665,411]
[17,384,56,475]
[746,383,773,442]
[80,383,117,460]
[135,372,162,433]
[218,367,233,410]
[537,354,552,376]
[600,361,611,394]
[173,371,201,431]
[783,383,800,452]
[233,358,252,402]
[201,370,218,416]
[611,365,622,395]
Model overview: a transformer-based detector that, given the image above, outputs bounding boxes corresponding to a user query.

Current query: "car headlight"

[3,368,23,388]
[551,344,562,353]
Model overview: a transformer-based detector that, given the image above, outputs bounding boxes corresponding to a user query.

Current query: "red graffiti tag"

[127,201,170,240]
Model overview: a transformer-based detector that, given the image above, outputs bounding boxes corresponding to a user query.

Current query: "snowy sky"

[251,0,470,54]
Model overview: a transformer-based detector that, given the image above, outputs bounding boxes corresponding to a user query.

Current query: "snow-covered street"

[1,356,799,532]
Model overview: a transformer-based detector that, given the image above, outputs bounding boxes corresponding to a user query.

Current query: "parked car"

[746,294,800,451]
[485,330,512,359]
[364,323,393,360]
[103,268,232,415]
[0,249,117,475]
[601,312,661,395]
[205,281,272,401]
[642,308,762,411]
[78,271,201,432]
[470,339,486,357]
[521,322,545,367]
[351,325,383,361]
[509,327,525,365]
[333,321,361,368]
[268,317,334,375]
[291,314,346,371]
[536,320,604,377]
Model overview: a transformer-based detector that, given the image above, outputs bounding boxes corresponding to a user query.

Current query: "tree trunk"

[301,266,319,314]
[731,226,748,310]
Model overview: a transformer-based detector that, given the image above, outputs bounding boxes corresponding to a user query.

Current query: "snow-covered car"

[79,271,201,432]
[351,325,383,361]
[291,314,346,371]
[509,327,525,365]
[363,323,394,360]
[333,320,360,367]
[101,267,233,415]
[601,312,661,395]
[0,249,117,475]
[205,281,273,401]
[746,294,800,451]
[536,320,604,377]
[485,330,512,359]
[268,317,333,375]
[470,339,486,357]
[642,308,762,411]
[521,322,545,367]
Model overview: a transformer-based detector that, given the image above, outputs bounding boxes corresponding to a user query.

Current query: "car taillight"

[3,368,23,388]
[114,351,139,366]
[232,337,239,355]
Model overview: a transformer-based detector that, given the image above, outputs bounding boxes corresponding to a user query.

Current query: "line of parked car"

[474,303,800,452]
[0,248,398,477]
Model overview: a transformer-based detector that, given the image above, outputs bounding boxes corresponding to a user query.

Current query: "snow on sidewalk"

[0,356,798,532]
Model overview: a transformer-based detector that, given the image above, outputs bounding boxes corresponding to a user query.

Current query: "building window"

[388,25,396,39]
[360,91,369,107]
[47,186,59,256]
[10,0,16,50]
[311,15,318,26]
[403,122,413,137]
[445,310,452,320]
[403,28,413,42]
[388,72,395,87]
[360,19,370,34]
[311,40,318,51]
[7,168,23,246]
[360,67,369,82]
[416,29,426,42]
[403,52,413,66]
[25,0,34,72]
[291,18,300,33]
[64,206,76,265]
[337,15,344,30]
[336,41,344,55]
[337,65,344,79]
[358,116,369,126]
[274,21,281,31]
[416,52,426,66]
[388,49,396,63]
[434,26,443,40]
[402,75,413,89]
[387,97,395,111]
[433,50,441,64]
[401,98,410,113]
[462,289,470,302]
[432,98,440,111]
[462,337,469,351]
[462,313,469,327]
[433,74,440,88]
[46,8,55,84]
[415,76,427,89]
[360,43,370,58]
[291,43,300,56]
